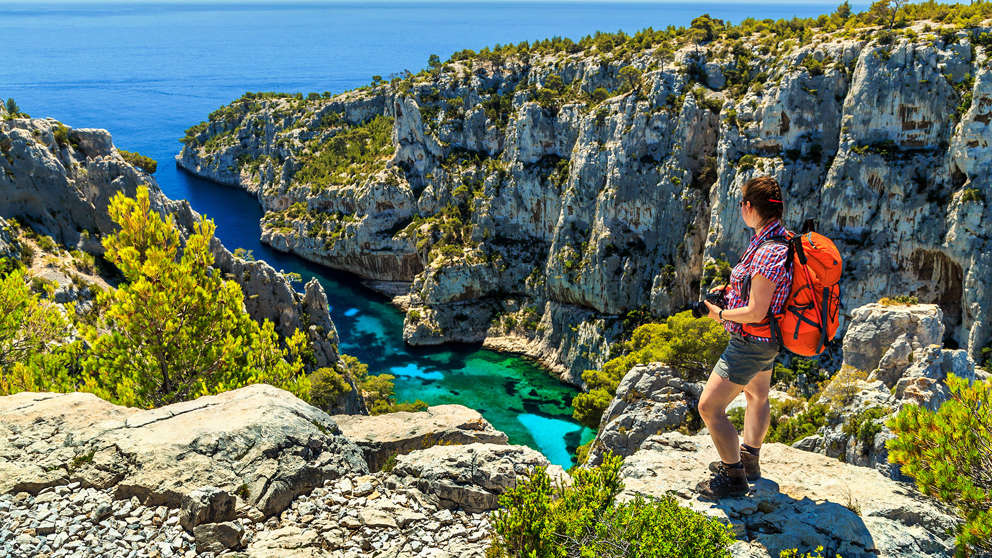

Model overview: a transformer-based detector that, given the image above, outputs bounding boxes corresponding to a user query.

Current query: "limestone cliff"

[0,114,365,413]
[177,24,992,385]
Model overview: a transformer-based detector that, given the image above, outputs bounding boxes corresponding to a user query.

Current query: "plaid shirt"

[723,220,792,341]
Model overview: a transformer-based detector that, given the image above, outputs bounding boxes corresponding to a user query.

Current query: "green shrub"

[843,406,889,454]
[52,124,74,149]
[35,235,57,253]
[590,87,609,103]
[888,374,992,554]
[487,453,735,557]
[4,98,28,118]
[309,366,352,411]
[118,149,158,174]
[766,401,829,445]
[879,295,919,306]
[961,188,984,203]
[338,353,427,415]
[294,115,394,189]
[572,312,728,429]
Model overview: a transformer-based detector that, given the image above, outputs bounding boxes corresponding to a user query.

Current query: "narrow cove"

[171,167,595,468]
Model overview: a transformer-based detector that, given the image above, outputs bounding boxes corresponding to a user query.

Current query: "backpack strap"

[739,233,794,347]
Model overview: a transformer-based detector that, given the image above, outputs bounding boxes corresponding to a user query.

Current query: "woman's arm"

[704,273,777,324]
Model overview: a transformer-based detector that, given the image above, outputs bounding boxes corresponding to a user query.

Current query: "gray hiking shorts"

[713,332,779,386]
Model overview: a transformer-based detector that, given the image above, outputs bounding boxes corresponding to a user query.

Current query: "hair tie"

[768,198,782,203]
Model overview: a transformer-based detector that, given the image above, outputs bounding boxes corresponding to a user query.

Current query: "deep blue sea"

[0,1,863,467]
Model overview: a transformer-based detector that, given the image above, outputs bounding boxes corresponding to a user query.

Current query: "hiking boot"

[708,445,760,481]
[696,462,748,500]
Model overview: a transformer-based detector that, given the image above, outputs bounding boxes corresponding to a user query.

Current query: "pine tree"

[80,186,311,408]
[887,374,992,554]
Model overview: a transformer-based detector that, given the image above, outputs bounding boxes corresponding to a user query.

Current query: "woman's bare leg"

[741,368,772,448]
[698,371,746,463]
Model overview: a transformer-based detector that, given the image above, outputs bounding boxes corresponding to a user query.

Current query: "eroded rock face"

[332,405,508,472]
[621,432,958,558]
[177,31,992,383]
[842,303,945,379]
[0,385,367,519]
[586,362,703,466]
[386,443,568,513]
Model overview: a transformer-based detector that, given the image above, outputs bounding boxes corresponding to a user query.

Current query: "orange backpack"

[740,230,843,357]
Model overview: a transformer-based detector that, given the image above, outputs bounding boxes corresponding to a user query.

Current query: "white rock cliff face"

[177,31,992,385]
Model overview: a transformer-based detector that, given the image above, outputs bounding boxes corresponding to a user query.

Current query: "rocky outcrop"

[0,385,367,519]
[332,404,508,471]
[0,114,364,412]
[586,362,703,466]
[793,302,977,477]
[620,432,958,558]
[386,443,568,513]
[177,26,992,384]
[0,386,564,558]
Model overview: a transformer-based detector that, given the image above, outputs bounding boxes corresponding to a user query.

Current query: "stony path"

[1,472,493,558]
[0,483,197,558]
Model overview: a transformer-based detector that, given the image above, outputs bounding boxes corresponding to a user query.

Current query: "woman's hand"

[703,300,722,322]
[708,284,726,294]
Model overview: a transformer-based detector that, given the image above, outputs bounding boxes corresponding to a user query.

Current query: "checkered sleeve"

[750,243,789,287]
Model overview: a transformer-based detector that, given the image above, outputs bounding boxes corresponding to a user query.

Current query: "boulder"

[387,443,568,512]
[620,432,958,558]
[586,362,702,466]
[794,303,980,477]
[180,486,236,531]
[842,303,944,381]
[193,521,244,553]
[332,405,508,471]
[0,384,367,519]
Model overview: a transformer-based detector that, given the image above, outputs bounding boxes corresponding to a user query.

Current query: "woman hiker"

[695,175,793,500]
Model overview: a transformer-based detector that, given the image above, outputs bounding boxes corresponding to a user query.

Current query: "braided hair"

[742,176,784,223]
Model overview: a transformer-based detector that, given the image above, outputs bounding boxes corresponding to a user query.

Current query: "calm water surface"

[0,0,863,466]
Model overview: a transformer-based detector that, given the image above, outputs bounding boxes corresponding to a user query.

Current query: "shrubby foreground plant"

[486,453,736,558]
[888,373,992,555]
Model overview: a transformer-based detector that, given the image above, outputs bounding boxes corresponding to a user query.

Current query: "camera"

[686,290,726,319]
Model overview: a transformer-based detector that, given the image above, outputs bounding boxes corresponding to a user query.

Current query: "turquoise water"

[0,0,861,467]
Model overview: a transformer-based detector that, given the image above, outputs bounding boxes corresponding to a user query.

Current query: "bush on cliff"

[0,266,75,393]
[572,311,727,429]
[887,373,992,555]
[486,452,735,557]
[336,353,428,414]
[117,149,158,174]
[78,186,312,408]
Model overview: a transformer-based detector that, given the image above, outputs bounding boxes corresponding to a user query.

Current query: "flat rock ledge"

[0,385,367,520]
[386,443,569,513]
[620,432,959,558]
[332,405,509,471]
